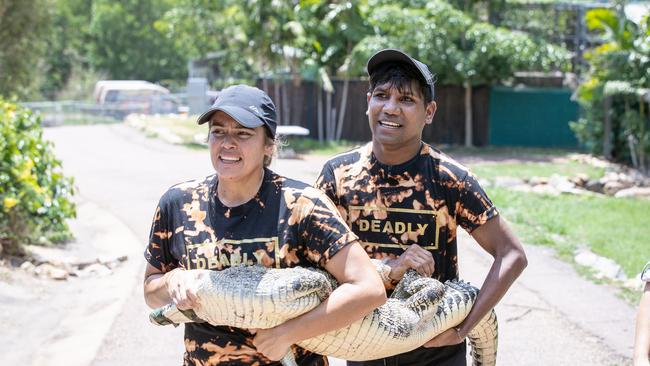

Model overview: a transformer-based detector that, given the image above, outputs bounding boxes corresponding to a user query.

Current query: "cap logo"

[248,105,260,114]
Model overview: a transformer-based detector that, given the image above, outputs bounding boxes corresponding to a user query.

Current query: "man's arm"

[251,241,387,360]
[634,282,650,366]
[425,215,527,347]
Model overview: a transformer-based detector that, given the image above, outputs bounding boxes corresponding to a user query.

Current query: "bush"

[570,8,650,173]
[0,99,76,256]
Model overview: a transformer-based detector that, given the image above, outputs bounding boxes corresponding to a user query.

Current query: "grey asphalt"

[11,123,633,366]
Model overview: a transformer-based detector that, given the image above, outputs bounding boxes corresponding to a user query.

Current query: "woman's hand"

[165,268,203,310]
[250,327,294,361]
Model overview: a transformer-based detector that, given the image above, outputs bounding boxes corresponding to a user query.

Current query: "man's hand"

[423,327,465,348]
[250,327,294,361]
[386,244,435,281]
[165,268,203,310]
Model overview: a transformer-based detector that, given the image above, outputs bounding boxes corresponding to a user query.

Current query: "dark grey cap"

[197,84,277,137]
[366,48,435,98]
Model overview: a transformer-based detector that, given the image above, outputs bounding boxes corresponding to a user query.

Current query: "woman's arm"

[251,241,387,360]
[143,263,202,310]
[634,282,650,366]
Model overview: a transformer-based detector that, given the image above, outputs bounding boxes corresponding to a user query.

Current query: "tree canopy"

[1,0,570,100]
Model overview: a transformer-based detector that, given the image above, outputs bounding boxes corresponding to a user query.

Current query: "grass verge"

[486,186,650,279]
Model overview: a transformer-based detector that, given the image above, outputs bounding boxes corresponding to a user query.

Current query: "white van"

[94,80,183,117]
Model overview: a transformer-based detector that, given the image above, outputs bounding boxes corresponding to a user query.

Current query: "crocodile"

[149,261,497,365]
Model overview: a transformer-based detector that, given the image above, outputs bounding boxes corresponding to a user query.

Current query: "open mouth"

[378,120,402,129]
[219,156,241,163]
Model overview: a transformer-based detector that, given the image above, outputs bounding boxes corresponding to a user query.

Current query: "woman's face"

[208,111,272,182]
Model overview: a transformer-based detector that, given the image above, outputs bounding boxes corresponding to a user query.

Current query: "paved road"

[38,124,634,366]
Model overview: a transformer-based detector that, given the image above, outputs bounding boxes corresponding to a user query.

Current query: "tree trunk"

[274,80,282,125]
[464,80,473,147]
[325,91,333,141]
[262,78,269,94]
[281,81,290,125]
[335,77,350,141]
[317,86,324,143]
[603,96,612,160]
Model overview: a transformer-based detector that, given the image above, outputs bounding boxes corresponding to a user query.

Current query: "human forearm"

[144,271,173,308]
[252,243,387,360]
[143,265,201,309]
[457,245,527,337]
[277,279,386,344]
[633,284,650,365]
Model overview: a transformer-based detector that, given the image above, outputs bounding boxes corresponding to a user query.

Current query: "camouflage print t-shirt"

[315,142,498,283]
[145,168,358,366]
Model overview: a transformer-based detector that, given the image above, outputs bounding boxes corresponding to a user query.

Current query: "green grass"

[127,115,206,146]
[471,161,605,181]
[487,186,650,278]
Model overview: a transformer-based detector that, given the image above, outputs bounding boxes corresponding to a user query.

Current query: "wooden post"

[464,81,473,147]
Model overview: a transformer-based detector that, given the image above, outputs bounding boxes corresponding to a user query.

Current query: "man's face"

[366,80,436,149]
[208,111,272,181]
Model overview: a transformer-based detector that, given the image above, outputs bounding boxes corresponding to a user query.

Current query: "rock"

[548,174,577,193]
[602,180,634,196]
[19,261,36,273]
[574,249,625,280]
[529,184,559,195]
[570,173,589,187]
[494,176,526,189]
[614,186,650,199]
[34,263,69,280]
[80,263,112,277]
[624,277,645,291]
[528,176,548,186]
[585,179,605,193]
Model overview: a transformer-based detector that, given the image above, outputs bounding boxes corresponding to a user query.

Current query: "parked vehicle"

[94,80,185,118]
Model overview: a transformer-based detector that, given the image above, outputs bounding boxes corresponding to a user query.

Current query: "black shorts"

[346,343,466,366]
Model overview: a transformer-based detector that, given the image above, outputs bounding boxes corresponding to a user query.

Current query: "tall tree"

[352,0,569,146]
[0,0,51,99]
[89,0,187,81]
[40,0,94,99]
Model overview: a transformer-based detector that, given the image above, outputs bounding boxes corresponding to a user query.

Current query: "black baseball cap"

[366,48,435,98]
[197,84,277,137]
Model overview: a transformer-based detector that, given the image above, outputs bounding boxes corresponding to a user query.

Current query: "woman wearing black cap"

[142,84,386,365]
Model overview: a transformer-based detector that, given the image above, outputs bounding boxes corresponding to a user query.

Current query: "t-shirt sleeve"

[144,195,179,273]
[314,162,339,205]
[455,170,499,233]
[300,190,358,268]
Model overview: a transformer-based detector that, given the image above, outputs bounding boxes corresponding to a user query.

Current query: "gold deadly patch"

[183,237,281,270]
[348,205,440,250]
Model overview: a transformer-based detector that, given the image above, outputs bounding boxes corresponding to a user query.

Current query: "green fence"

[488,86,579,147]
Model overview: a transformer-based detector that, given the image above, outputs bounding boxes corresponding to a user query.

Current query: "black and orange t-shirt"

[315,142,498,283]
[145,168,357,366]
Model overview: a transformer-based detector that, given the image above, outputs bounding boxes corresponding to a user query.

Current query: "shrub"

[0,99,76,256]
[570,8,650,173]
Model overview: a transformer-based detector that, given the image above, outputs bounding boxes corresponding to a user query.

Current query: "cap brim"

[197,105,264,129]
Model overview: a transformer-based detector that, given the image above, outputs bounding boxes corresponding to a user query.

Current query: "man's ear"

[425,101,437,125]
[366,92,372,104]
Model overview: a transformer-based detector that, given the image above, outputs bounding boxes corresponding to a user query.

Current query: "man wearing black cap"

[315,49,528,365]
[143,84,386,365]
